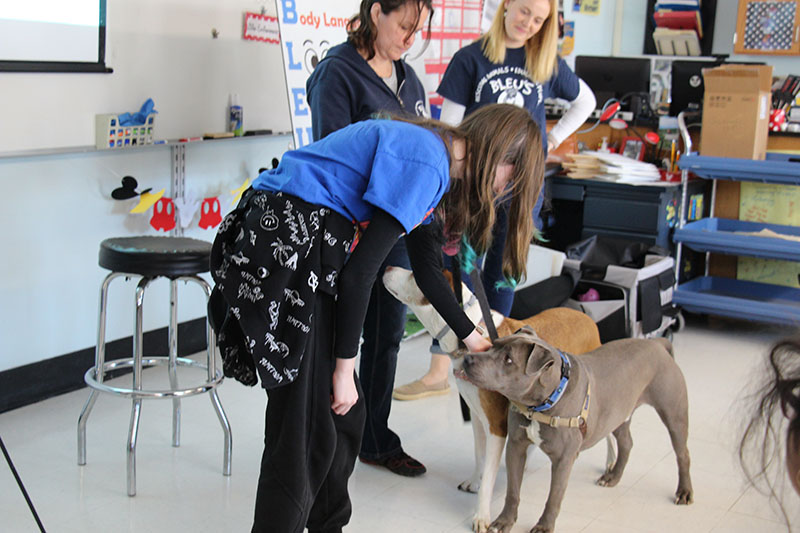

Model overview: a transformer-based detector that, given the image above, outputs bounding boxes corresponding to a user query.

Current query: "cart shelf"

[673,218,800,262]
[672,144,800,325]
[674,276,800,325]
[678,153,800,185]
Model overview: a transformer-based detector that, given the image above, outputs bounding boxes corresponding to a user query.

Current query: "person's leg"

[358,238,426,476]
[252,293,351,533]
[306,295,367,532]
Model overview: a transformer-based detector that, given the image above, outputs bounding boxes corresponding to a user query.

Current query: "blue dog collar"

[530,350,570,413]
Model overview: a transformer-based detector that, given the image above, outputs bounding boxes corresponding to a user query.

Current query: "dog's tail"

[652,337,674,358]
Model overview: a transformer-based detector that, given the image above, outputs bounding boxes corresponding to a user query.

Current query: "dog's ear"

[524,339,558,377]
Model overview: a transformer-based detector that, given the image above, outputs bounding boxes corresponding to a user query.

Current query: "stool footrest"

[85,356,223,399]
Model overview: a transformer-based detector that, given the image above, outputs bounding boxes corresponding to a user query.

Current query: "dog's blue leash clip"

[530,350,570,413]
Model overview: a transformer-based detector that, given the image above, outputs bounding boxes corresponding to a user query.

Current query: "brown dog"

[382,266,602,532]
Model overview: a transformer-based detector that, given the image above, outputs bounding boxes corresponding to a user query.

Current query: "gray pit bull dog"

[461,327,693,533]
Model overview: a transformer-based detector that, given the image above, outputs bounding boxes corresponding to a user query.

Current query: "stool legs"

[78,272,126,466]
[127,277,151,496]
[78,271,232,496]
[181,275,233,476]
[168,280,181,447]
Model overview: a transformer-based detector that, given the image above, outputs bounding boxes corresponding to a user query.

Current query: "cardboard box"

[699,64,773,160]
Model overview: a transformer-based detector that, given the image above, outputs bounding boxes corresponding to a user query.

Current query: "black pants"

[252,291,366,533]
[358,239,409,461]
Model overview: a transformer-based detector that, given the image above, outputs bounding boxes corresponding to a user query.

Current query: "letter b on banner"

[282,0,297,23]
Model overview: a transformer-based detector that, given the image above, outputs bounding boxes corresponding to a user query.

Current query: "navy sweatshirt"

[306,41,428,141]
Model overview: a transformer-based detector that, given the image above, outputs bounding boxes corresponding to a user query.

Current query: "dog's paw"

[530,524,553,533]
[487,518,514,533]
[472,516,490,533]
[674,488,693,505]
[458,479,479,493]
[596,471,621,487]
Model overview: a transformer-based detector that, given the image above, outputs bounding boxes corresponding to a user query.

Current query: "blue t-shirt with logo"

[252,120,450,233]
[436,40,579,150]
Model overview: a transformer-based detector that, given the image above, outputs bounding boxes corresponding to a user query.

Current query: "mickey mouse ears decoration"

[111,175,152,200]
[110,175,164,214]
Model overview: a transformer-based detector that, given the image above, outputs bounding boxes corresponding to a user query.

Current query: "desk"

[543,172,710,279]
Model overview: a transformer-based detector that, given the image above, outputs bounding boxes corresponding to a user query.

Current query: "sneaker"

[392,378,450,401]
[359,450,426,477]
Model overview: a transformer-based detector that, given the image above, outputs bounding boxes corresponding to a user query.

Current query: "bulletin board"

[734,0,800,55]
[737,181,800,287]
[0,0,293,154]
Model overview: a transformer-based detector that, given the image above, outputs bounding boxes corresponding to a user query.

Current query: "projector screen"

[0,1,109,72]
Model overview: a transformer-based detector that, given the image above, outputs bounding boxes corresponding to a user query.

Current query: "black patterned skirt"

[208,189,356,389]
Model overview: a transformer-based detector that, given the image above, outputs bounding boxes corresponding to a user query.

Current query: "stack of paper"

[563,151,662,184]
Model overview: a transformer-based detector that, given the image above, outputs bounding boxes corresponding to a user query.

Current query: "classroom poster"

[410,0,483,111]
[275,0,359,148]
[737,182,800,288]
[574,0,600,15]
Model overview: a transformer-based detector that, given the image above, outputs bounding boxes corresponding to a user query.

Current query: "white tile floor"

[2,315,800,532]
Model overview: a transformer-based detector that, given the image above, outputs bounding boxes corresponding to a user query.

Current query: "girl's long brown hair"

[348,0,434,60]
[394,104,543,282]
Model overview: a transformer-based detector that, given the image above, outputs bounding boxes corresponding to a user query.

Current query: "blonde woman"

[394,0,595,400]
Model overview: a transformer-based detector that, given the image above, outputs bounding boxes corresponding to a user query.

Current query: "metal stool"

[77,236,232,496]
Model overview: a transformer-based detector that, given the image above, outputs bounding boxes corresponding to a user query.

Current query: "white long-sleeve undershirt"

[438,78,596,151]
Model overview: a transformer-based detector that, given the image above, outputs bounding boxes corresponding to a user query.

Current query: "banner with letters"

[275,0,360,148]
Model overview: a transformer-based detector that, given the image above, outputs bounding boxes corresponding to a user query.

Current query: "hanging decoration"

[150,197,176,231]
[199,197,223,229]
[230,179,251,206]
[111,175,151,200]
[174,192,202,229]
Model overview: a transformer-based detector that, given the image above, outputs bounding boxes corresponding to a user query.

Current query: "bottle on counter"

[228,93,243,137]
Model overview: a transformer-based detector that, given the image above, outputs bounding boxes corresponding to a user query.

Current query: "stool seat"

[99,236,211,277]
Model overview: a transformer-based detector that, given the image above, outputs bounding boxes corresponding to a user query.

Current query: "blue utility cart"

[672,116,800,324]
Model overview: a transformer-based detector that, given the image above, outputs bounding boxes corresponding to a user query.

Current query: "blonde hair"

[480,0,559,84]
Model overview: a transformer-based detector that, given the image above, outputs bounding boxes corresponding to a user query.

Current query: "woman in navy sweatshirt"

[305,0,434,478]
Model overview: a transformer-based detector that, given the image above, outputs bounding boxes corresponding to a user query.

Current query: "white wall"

[0,135,292,372]
[0,0,292,153]
[0,0,294,372]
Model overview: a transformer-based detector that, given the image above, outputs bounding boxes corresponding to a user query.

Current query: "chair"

[77,236,232,496]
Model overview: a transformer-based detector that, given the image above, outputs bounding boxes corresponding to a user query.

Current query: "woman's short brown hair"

[348,0,434,60]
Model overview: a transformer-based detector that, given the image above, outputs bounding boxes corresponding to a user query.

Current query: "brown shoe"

[359,450,427,477]
[392,378,450,401]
